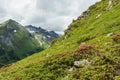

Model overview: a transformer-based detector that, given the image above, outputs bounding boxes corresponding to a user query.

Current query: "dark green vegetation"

[0,19,43,67]
[0,0,120,80]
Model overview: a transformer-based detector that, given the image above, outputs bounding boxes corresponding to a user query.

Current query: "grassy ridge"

[0,19,43,66]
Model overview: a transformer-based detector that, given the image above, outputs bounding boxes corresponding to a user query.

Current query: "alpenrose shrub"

[77,44,93,54]
[112,34,120,43]
[74,44,97,60]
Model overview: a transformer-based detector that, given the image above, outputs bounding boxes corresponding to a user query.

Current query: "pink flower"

[112,34,120,42]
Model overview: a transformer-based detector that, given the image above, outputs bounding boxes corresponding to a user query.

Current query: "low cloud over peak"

[0,0,100,34]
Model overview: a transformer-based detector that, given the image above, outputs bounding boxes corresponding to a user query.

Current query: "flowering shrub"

[73,44,99,60]
[112,34,120,42]
[77,44,92,54]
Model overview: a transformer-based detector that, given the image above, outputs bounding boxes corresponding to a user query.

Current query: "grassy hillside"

[0,0,120,80]
[0,19,43,66]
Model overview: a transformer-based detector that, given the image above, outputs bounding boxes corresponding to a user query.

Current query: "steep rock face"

[0,19,42,66]
[25,25,59,45]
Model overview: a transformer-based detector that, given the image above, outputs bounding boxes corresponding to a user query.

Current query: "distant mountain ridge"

[25,25,59,44]
[0,20,59,67]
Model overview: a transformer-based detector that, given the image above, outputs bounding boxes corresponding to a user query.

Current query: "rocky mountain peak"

[25,25,59,44]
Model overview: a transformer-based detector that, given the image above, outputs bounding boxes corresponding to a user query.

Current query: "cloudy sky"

[0,0,100,34]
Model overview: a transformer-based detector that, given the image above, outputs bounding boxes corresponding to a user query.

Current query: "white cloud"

[0,0,100,34]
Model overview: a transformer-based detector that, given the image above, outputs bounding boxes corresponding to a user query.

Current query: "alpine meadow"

[0,0,120,80]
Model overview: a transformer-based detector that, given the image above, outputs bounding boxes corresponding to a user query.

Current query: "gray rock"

[107,0,113,10]
[107,32,114,37]
[68,67,76,72]
[96,14,102,18]
[74,59,91,68]
[105,42,112,45]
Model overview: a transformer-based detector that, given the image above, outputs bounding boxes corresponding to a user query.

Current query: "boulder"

[107,32,114,37]
[74,59,91,68]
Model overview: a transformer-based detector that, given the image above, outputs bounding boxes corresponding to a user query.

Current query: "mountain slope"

[0,0,120,80]
[0,19,43,66]
[25,25,59,48]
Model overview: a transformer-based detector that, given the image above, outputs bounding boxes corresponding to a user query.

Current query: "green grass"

[0,0,120,80]
[0,19,43,66]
